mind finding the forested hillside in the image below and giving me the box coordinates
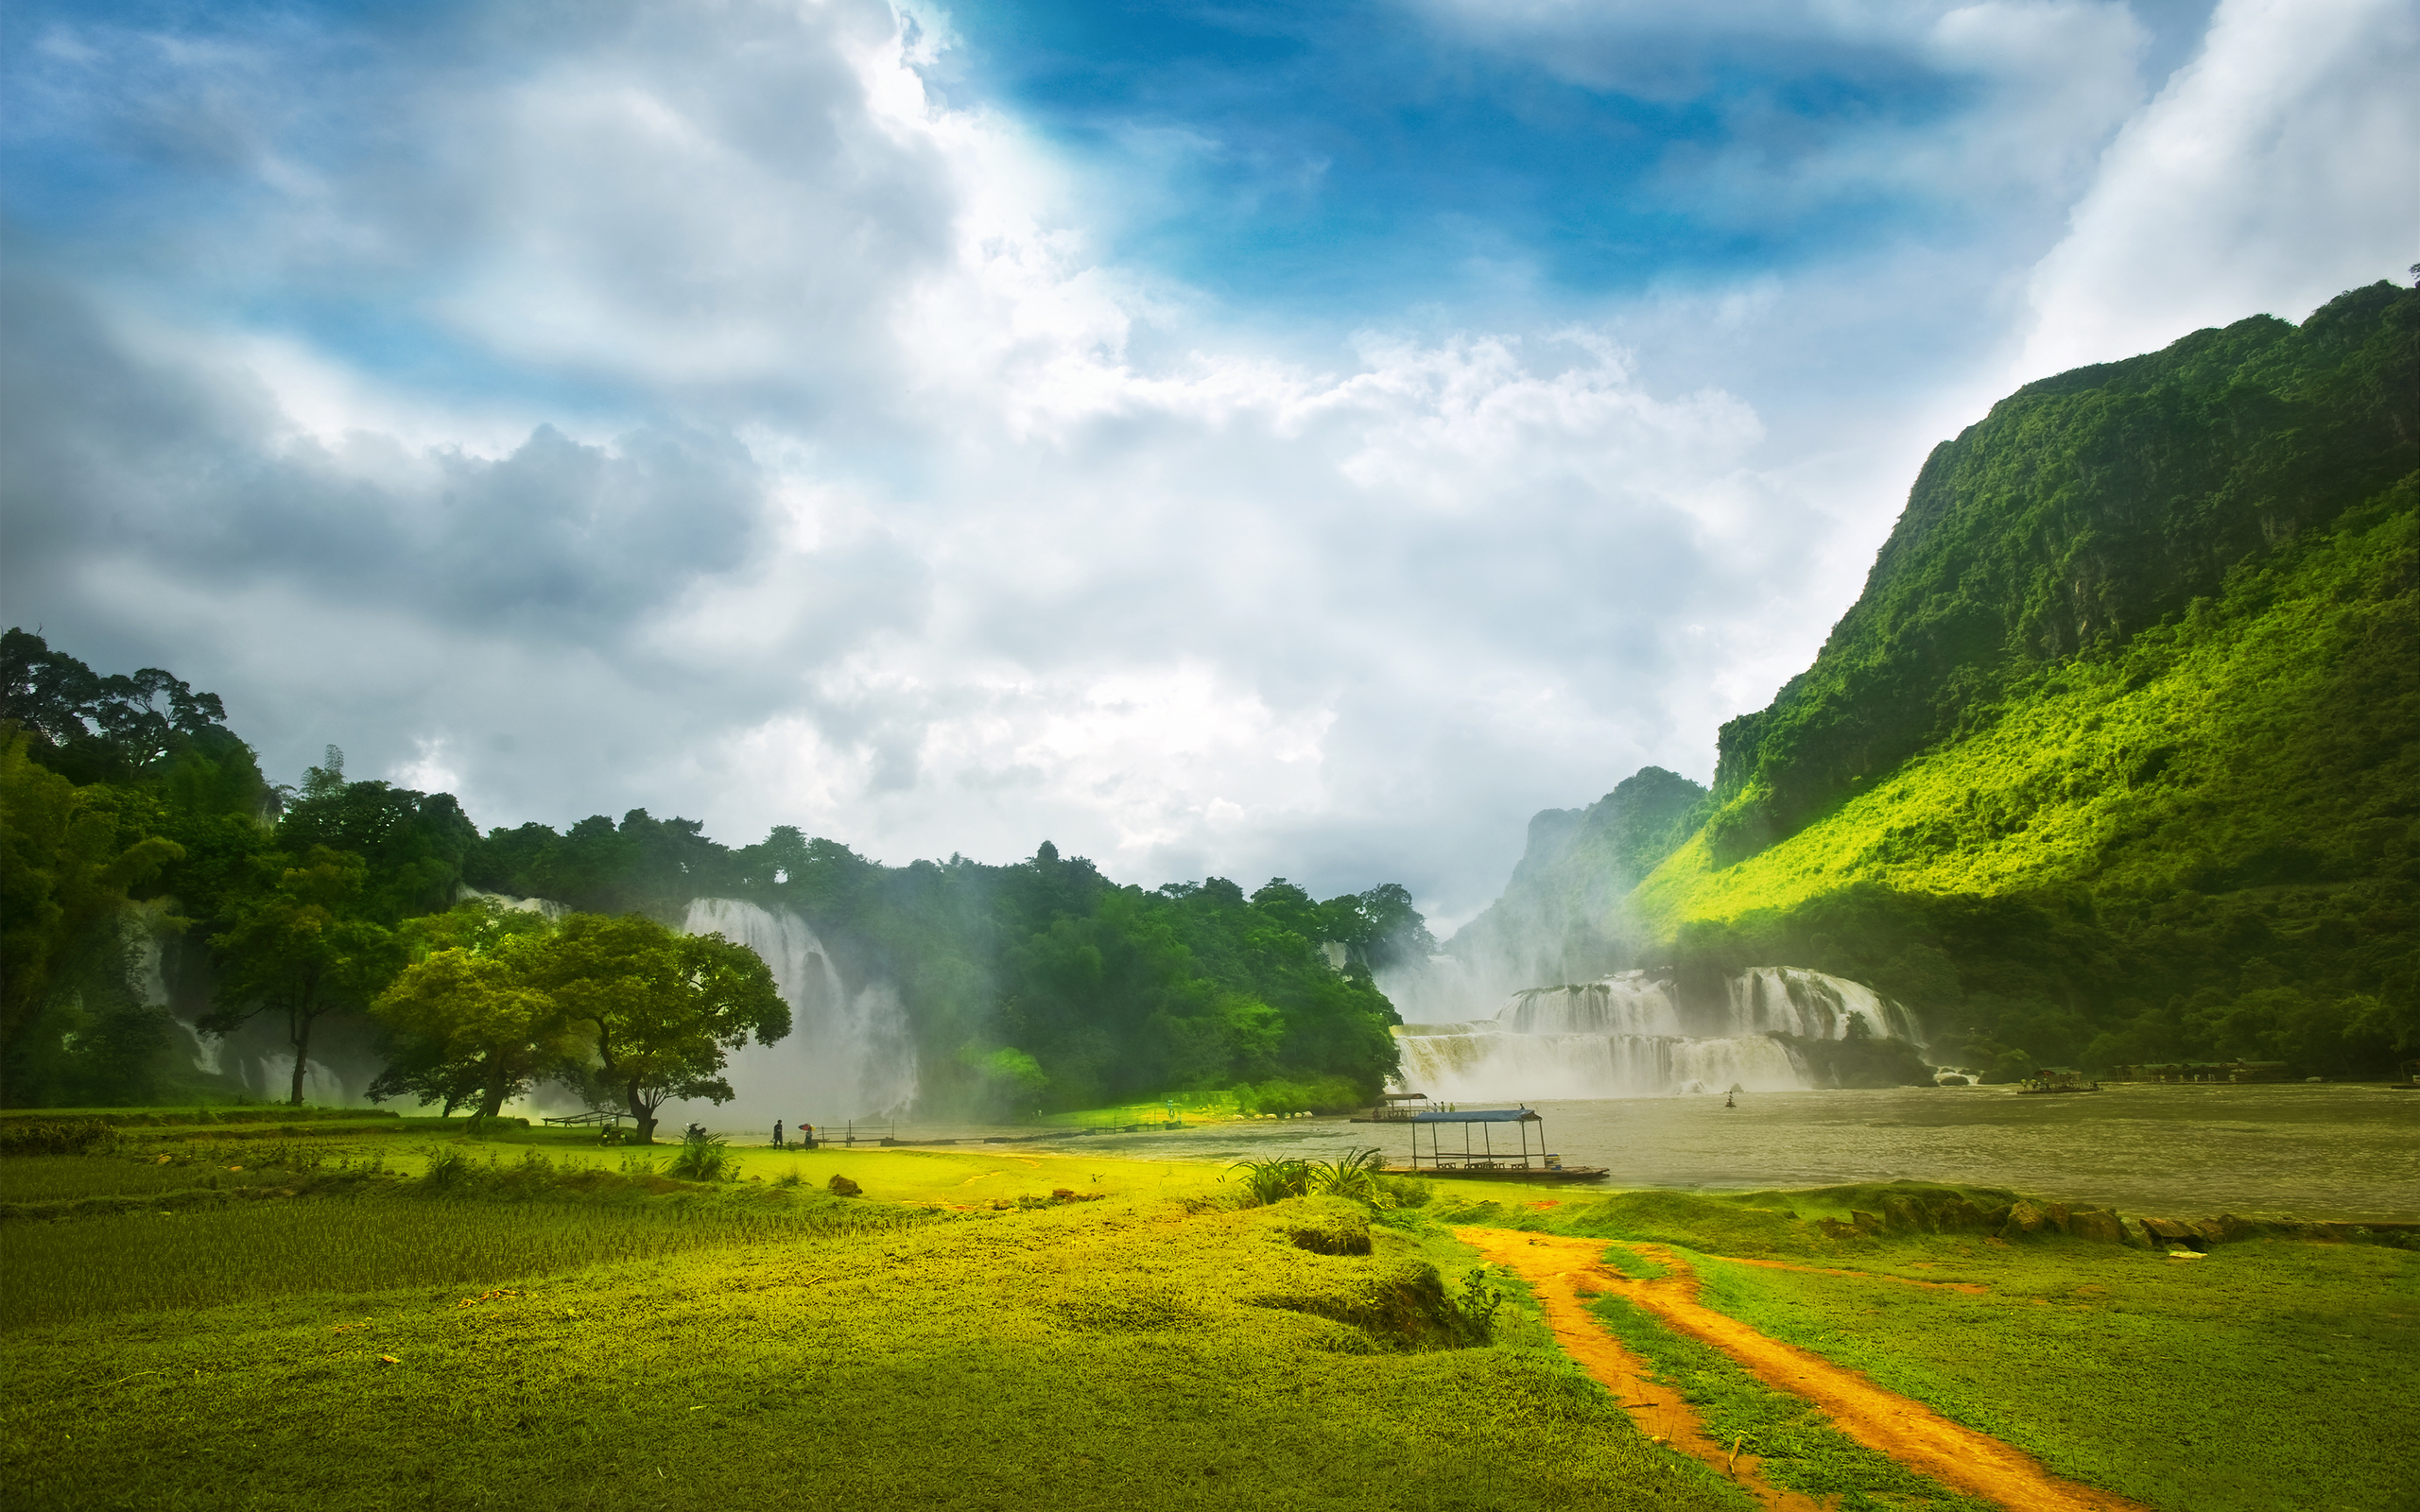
[1540,283,2417,1079]
[1,630,1427,1113]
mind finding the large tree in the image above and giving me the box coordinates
[201,847,404,1105]
[370,901,570,1120]
[537,914,787,1143]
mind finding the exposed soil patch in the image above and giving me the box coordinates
[1460,1228,1826,1511]
[1461,1228,2152,1512]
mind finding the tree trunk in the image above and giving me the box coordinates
[627,1081,657,1143]
[289,1011,314,1107]
[478,1078,508,1121]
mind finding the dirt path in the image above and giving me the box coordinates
[1460,1229,2148,1512]
[1458,1229,1826,1510]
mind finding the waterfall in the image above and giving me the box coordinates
[1392,966,1920,1100]
[247,1054,351,1105]
[682,898,920,1121]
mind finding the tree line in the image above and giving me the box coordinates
[1,629,1428,1122]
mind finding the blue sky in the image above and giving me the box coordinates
[4,0,2413,928]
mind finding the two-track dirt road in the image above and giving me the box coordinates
[1458,1228,2150,1512]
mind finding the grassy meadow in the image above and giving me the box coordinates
[0,1116,1747,1512]
[4,1112,2411,1510]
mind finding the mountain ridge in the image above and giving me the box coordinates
[1444,281,2419,1078]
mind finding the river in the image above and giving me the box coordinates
[1009,1083,2420,1221]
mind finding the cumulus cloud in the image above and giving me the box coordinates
[2018,0,2420,376]
[3,0,2409,929]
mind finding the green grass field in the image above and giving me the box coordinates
[1445,1188,2419,1512]
[0,1131,1752,1512]
[5,1117,2410,1511]
[1694,1237,2419,1512]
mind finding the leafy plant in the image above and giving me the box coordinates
[666,1134,735,1182]
[1227,1156,1314,1205]
[1454,1263,1509,1341]
[1308,1146,1387,1204]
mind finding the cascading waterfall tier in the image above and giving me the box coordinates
[683,899,920,1121]
[1393,966,1920,1100]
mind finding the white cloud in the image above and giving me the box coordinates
[6,0,2410,931]
[2018,0,2420,377]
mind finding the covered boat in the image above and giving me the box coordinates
[1384,1106,1608,1182]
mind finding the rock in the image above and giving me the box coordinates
[2067,1209,2126,1245]
[2141,1216,2196,1244]
[827,1175,862,1197]
[2000,1200,2050,1238]
[2119,1216,2154,1248]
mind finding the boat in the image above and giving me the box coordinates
[1349,1091,1434,1123]
[1382,1106,1608,1182]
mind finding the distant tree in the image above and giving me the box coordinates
[201,848,405,1105]
[0,731,183,1104]
[535,914,788,1143]
[370,901,570,1119]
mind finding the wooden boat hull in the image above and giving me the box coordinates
[1384,1164,1610,1182]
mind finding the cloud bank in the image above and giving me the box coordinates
[2,0,2411,927]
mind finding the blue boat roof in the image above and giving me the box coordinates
[1409,1108,1539,1124]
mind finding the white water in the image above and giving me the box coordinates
[680,898,919,1122]
[243,1053,351,1105]
[1394,966,1921,1100]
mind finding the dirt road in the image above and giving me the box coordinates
[1458,1228,2150,1512]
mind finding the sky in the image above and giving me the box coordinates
[4,0,2414,932]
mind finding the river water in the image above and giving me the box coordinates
[1010,1084,2420,1222]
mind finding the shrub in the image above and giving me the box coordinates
[1453,1264,1508,1342]
[1310,1147,1388,1205]
[1229,1157,1314,1205]
[0,1120,118,1157]
[666,1135,735,1182]
[420,1148,473,1190]
[827,1175,862,1197]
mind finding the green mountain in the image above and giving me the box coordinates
[1497,282,2419,1078]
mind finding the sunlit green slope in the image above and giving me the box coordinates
[1619,283,2418,1077]
[1635,480,2415,925]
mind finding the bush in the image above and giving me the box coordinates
[0,1120,118,1157]
[1453,1264,1509,1342]
[1229,1157,1314,1205]
[666,1135,735,1182]
[1234,1076,1370,1116]
[827,1175,862,1197]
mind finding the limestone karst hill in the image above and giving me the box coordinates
[1463,281,2419,1078]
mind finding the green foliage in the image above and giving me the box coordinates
[472,826,1412,1115]
[275,747,479,922]
[369,900,580,1118]
[1453,1263,1511,1341]
[1703,283,2417,864]
[1616,285,2420,1077]
[666,1130,736,1181]
[200,847,406,1105]
[536,912,789,1142]
[1228,1156,1315,1205]
[0,733,187,1107]
[0,1119,117,1157]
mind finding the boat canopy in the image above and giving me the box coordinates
[1409,1108,1539,1124]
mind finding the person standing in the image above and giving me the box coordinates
[772,1120,785,1148]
